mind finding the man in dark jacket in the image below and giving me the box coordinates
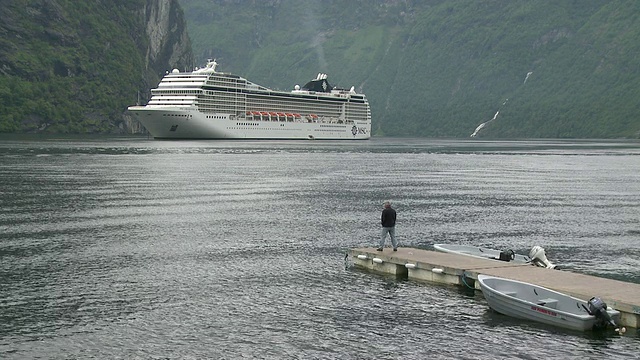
[378,200,397,251]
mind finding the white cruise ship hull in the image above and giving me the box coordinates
[129,106,370,140]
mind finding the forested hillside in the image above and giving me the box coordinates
[1,0,638,138]
[180,0,640,138]
[0,0,193,134]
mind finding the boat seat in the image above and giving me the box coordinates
[537,298,558,308]
[502,291,517,297]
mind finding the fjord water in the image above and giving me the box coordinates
[1,136,639,359]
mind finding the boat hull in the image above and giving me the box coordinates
[128,106,370,140]
[478,275,620,331]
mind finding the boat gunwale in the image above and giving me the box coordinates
[477,274,619,322]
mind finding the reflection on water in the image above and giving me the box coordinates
[1,136,639,358]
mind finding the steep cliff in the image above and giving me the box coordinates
[0,0,193,134]
[125,0,195,132]
[141,0,194,88]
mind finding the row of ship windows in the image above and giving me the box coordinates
[195,97,368,108]
[199,106,237,112]
[224,127,345,132]
[199,101,351,111]
[319,124,348,128]
[315,128,350,132]
[241,115,352,123]
[249,103,367,112]
[153,88,367,102]
[153,90,201,94]
[203,81,366,101]
[153,92,367,109]
[197,103,346,117]
[198,104,235,110]
[197,108,367,121]
[248,102,350,117]
[198,91,366,105]
[193,98,367,110]
[150,96,367,119]
[206,78,243,85]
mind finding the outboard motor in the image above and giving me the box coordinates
[529,246,556,269]
[587,297,617,328]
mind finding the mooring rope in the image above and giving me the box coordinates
[460,271,475,290]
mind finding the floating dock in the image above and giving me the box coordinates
[350,247,640,329]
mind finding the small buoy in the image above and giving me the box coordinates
[372,258,383,264]
[405,263,416,269]
[432,268,444,274]
[357,254,368,260]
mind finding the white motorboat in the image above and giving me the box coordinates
[433,244,556,268]
[477,274,620,331]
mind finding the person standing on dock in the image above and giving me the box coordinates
[378,200,397,251]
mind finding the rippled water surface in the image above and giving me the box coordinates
[1,136,640,359]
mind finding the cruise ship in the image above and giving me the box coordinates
[127,59,371,140]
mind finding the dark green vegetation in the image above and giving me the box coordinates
[181,0,640,138]
[1,1,142,133]
[0,0,192,134]
[1,0,638,138]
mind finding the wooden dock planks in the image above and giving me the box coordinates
[350,247,640,328]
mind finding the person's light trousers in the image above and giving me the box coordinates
[379,226,397,249]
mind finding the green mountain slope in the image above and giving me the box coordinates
[1,0,637,138]
[180,0,640,138]
[0,0,193,134]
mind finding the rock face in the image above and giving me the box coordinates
[123,0,195,133]
[141,0,194,89]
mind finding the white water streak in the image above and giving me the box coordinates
[470,70,533,137]
[304,4,327,70]
[524,71,533,84]
[470,100,507,137]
